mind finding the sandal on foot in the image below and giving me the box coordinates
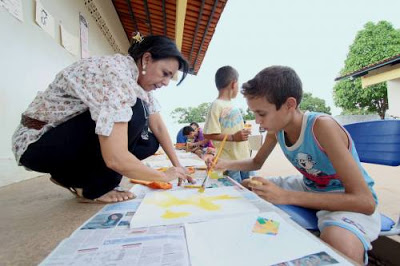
[78,186,134,204]
[50,177,79,197]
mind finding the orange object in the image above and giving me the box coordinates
[130,179,172,190]
[175,143,186,149]
[186,166,195,174]
[244,123,252,130]
[156,167,169,172]
[148,181,172,189]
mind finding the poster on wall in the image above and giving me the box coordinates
[60,25,79,56]
[1,0,24,22]
[35,0,55,38]
[79,13,89,58]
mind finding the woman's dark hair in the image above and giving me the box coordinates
[241,66,303,110]
[128,35,189,85]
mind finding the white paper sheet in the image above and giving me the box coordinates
[35,0,55,38]
[130,186,259,228]
[1,0,24,21]
[185,212,352,266]
[60,24,79,56]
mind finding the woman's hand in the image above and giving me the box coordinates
[164,166,194,185]
[247,177,289,204]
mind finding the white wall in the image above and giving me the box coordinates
[0,0,128,159]
[0,0,129,185]
[387,78,400,118]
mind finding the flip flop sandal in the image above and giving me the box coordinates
[78,186,133,204]
[50,177,79,197]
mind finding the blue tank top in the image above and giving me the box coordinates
[276,112,377,202]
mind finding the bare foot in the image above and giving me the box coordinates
[76,188,134,203]
[95,190,134,203]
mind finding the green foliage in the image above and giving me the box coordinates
[333,21,400,119]
[299,92,331,114]
[171,102,211,123]
[241,108,255,121]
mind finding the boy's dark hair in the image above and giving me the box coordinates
[241,66,302,110]
[128,35,189,85]
[215,66,239,90]
[182,126,195,136]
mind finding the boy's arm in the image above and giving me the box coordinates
[214,131,277,171]
[204,130,250,142]
[251,118,376,215]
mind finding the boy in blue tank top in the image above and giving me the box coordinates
[213,66,380,265]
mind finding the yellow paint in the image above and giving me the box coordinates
[146,193,240,212]
[184,185,202,188]
[209,170,223,179]
[162,209,190,219]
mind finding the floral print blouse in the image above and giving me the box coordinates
[12,54,160,164]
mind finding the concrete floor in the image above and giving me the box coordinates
[1,148,399,265]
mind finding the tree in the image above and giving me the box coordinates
[171,102,211,123]
[299,92,331,114]
[333,21,400,119]
[241,108,255,121]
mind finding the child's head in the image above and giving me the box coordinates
[182,126,195,138]
[241,65,302,110]
[241,66,303,132]
[190,122,199,131]
[215,66,239,98]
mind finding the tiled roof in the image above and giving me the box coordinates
[335,53,400,81]
[112,0,228,75]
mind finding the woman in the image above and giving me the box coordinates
[12,34,193,203]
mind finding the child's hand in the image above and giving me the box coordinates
[247,177,289,204]
[232,129,250,141]
[213,158,227,171]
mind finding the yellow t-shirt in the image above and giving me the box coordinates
[203,99,250,160]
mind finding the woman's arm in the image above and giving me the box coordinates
[149,113,182,168]
[99,122,186,182]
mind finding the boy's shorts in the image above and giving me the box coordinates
[266,175,381,262]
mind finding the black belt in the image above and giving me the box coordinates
[21,115,47,130]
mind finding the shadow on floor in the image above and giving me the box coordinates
[368,236,400,265]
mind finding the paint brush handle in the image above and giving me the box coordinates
[200,134,228,191]
[206,134,228,176]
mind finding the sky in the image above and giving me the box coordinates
[153,0,400,130]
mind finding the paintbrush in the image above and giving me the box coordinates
[198,134,228,193]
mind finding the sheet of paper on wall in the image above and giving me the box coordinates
[185,211,353,266]
[35,0,55,39]
[79,13,89,58]
[130,186,259,228]
[2,0,24,21]
[60,25,79,56]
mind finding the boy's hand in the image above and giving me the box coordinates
[213,158,228,171]
[232,129,250,141]
[247,177,289,204]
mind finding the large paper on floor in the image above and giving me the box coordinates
[185,212,352,266]
[130,187,259,228]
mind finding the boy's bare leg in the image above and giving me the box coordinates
[320,226,364,265]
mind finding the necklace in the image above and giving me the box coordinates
[141,100,149,140]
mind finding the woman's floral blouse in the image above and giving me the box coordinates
[12,54,161,164]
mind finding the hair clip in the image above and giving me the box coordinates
[131,32,144,44]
